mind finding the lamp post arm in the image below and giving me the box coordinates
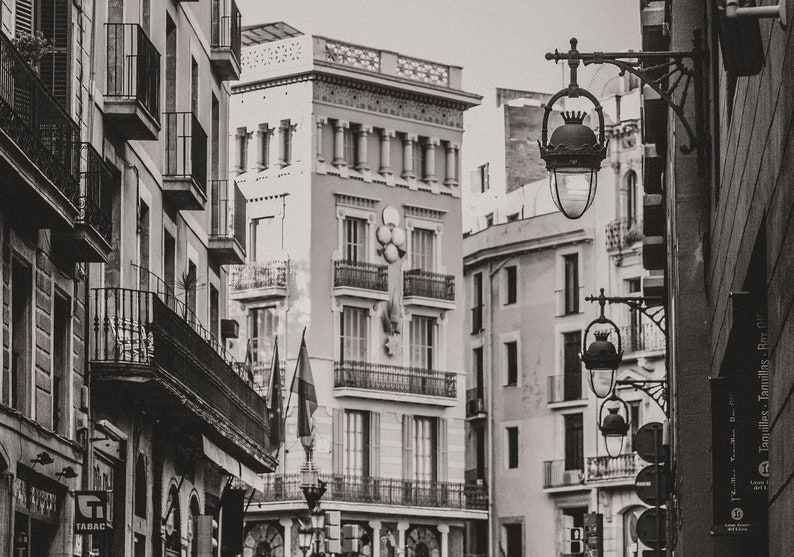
[585,289,666,336]
[616,379,669,416]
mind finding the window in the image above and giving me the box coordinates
[209,285,219,341]
[340,306,368,362]
[134,454,147,518]
[257,124,270,170]
[563,253,579,314]
[413,416,437,481]
[507,212,520,222]
[564,413,584,471]
[236,127,248,172]
[627,401,641,452]
[280,119,292,166]
[343,217,368,263]
[627,278,642,351]
[413,138,426,181]
[473,347,484,397]
[503,523,522,557]
[165,16,176,112]
[505,341,518,386]
[52,293,70,434]
[626,171,638,227]
[410,316,436,370]
[476,163,490,192]
[251,307,279,363]
[410,228,435,272]
[211,95,220,178]
[505,266,517,305]
[190,57,199,115]
[485,213,494,227]
[186,260,197,322]
[37,0,70,105]
[137,201,150,290]
[563,331,582,400]
[344,410,370,476]
[10,259,32,414]
[472,273,483,333]
[506,426,519,469]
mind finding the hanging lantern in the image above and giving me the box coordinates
[599,395,630,458]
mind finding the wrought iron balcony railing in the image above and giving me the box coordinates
[164,111,207,193]
[605,218,644,252]
[620,323,665,354]
[466,387,485,417]
[403,269,455,301]
[334,360,457,399]
[210,179,246,247]
[230,260,289,291]
[78,143,112,244]
[254,473,487,511]
[546,373,588,404]
[105,23,160,121]
[334,260,388,291]
[0,30,80,205]
[585,453,642,482]
[543,459,585,488]
[211,0,242,63]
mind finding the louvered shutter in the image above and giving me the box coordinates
[369,412,380,477]
[15,0,33,35]
[332,408,344,475]
[437,418,448,482]
[402,415,413,480]
[38,0,70,105]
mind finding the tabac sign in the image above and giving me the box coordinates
[74,491,110,533]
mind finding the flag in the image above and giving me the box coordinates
[244,339,254,385]
[291,330,317,450]
[266,337,284,452]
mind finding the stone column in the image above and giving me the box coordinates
[444,142,457,186]
[401,135,416,179]
[379,129,394,175]
[355,126,370,171]
[424,138,438,182]
[315,117,326,163]
[369,519,382,557]
[280,517,294,557]
[397,521,410,557]
[333,120,348,166]
[437,524,449,557]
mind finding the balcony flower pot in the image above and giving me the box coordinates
[624,226,644,246]
[11,31,52,75]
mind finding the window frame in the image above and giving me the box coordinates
[504,265,517,306]
[506,426,519,469]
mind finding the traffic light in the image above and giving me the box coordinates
[195,515,219,557]
[565,527,584,554]
[325,510,341,554]
[341,523,362,554]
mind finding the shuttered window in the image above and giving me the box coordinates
[343,217,367,262]
[410,316,435,370]
[344,411,369,477]
[340,306,368,362]
[411,228,434,271]
[39,0,70,105]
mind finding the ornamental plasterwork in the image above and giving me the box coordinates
[403,204,447,222]
[313,81,464,129]
[324,40,381,72]
[396,56,450,87]
[334,192,380,210]
[240,37,304,73]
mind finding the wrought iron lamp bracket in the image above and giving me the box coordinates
[615,379,668,416]
[546,32,705,154]
[585,288,666,336]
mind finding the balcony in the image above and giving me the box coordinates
[334,360,457,403]
[620,323,665,355]
[254,474,487,511]
[209,180,246,265]
[584,453,642,484]
[210,0,242,80]
[547,374,588,405]
[0,30,81,230]
[163,112,207,210]
[466,387,486,418]
[333,260,389,300]
[403,269,455,309]
[53,143,113,262]
[89,287,273,471]
[105,24,160,140]
[543,460,585,489]
[229,260,289,301]
[605,218,644,252]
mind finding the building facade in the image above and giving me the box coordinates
[462,85,666,557]
[1,0,277,555]
[228,23,486,557]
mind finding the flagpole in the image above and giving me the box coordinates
[281,327,306,451]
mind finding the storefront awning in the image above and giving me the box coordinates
[202,436,264,493]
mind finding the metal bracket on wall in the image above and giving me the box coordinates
[585,288,666,336]
[616,378,668,415]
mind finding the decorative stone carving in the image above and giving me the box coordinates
[240,38,304,73]
[324,40,381,72]
[397,57,449,86]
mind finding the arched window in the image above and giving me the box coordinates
[244,522,284,557]
[134,454,146,518]
[625,171,638,227]
[405,526,440,557]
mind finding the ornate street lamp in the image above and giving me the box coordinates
[599,395,630,458]
[298,526,315,557]
[581,290,622,398]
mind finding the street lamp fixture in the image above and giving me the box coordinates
[599,395,630,458]
[31,451,54,468]
[298,526,315,557]
[581,291,622,398]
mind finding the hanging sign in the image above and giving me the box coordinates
[74,491,110,533]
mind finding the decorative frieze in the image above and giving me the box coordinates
[403,204,446,221]
[396,56,450,87]
[240,37,305,73]
[323,40,381,72]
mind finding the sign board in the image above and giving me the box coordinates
[584,512,603,557]
[634,422,665,464]
[711,299,769,536]
[74,491,110,533]
[636,508,666,550]
[635,465,668,506]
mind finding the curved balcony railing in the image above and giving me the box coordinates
[334,360,457,398]
[255,474,487,511]
[334,260,388,291]
[403,269,455,301]
[78,143,112,243]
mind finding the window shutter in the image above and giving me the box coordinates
[332,408,344,475]
[39,0,70,105]
[402,414,413,480]
[370,411,380,477]
[15,0,33,35]
[437,418,448,482]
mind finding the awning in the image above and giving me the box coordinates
[202,436,264,493]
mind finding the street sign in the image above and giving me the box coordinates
[635,464,669,506]
[636,508,667,549]
[634,422,666,463]
[565,527,584,554]
[74,491,110,533]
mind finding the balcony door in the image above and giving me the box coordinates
[343,217,367,263]
[251,306,278,364]
[410,316,435,371]
[413,417,437,483]
[410,228,435,272]
[340,306,368,362]
[564,413,584,471]
[344,410,370,477]
[563,331,582,400]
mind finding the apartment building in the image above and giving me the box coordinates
[462,84,665,557]
[228,22,485,557]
